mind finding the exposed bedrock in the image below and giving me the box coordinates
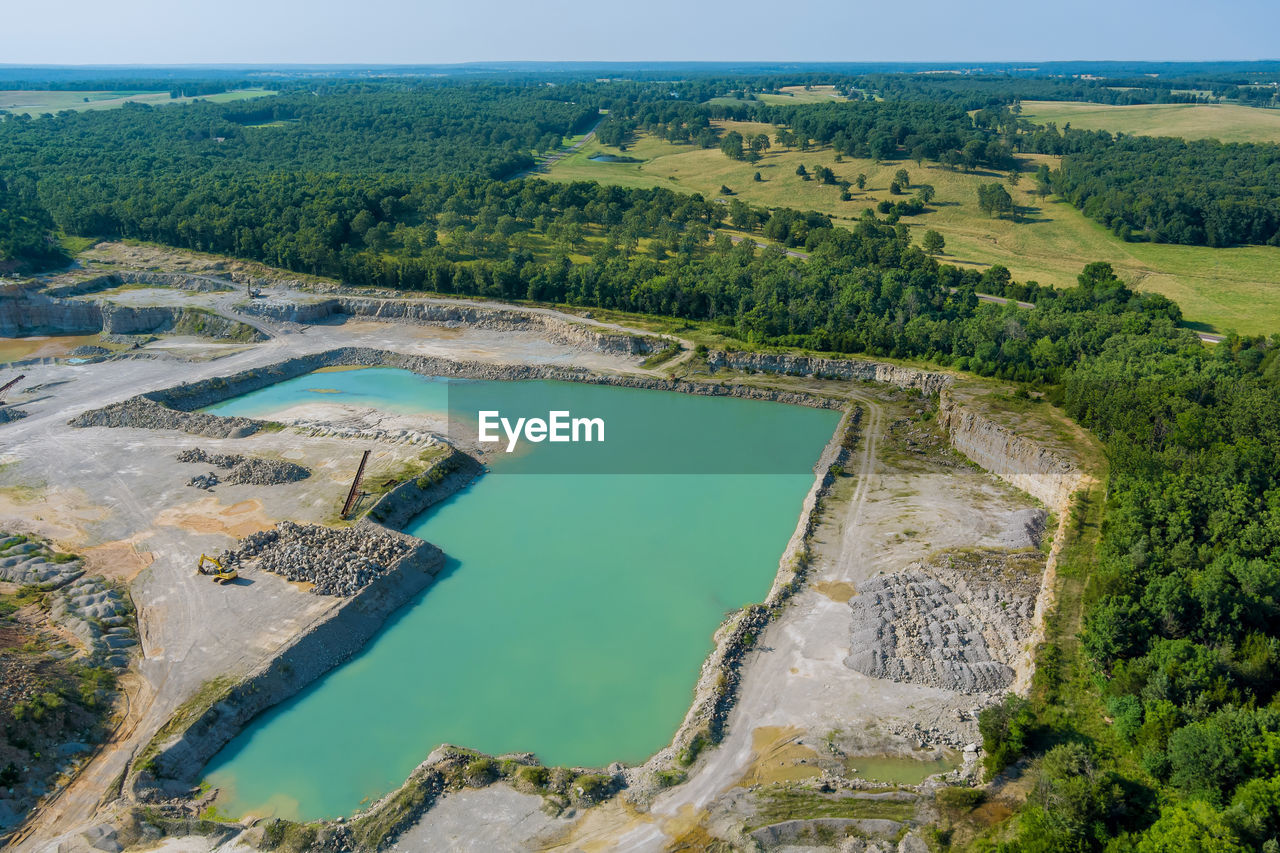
[0,533,137,670]
[0,292,263,341]
[705,350,1085,511]
[708,350,953,395]
[243,296,662,354]
[68,347,843,438]
[43,271,235,298]
[366,450,482,531]
[937,393,1083,510]
[844,551,1042,695]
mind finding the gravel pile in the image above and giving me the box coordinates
[69,396,261,438]
[68,345,111,357]
[177,448,311,488]
[220,520,412,596]
[188,472,219,490]
[0,407,28,425]
[844,551,1041,695]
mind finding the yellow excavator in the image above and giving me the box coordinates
[196,554,238,584]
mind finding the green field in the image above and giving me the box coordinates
[1018,100,1280,143]
[709,84,850,107]
[544,120,1280,336]
[0,88,276,116]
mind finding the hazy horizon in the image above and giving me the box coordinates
[7,0,1279,67]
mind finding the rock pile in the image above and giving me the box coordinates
[69,397,261,438]
[176,448,311,488]
[0,535,83,587]
[220,521,412,596]
[188,472,219,490]
[844,550,1042,695]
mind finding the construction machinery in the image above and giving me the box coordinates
[196,554,238,584]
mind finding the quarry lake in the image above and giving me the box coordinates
[200,367,838,820]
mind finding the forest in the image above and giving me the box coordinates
[1030,130,1280,247]
[2,73,1280,850]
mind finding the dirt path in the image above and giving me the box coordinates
[516,116,605,177]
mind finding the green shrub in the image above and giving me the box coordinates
[936,785,985,812]
[655,769,687,787]
[978,693,1035,778]
[515,765,549,790]
[573,773,611,803]
[463,757,498,786]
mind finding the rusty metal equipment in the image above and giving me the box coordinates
[0,374,26,404]
[341,449,372,519]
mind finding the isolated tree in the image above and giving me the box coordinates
[750,134,770,155]
[889,181,902,195]
[1035,163,1052,199]
[719,131,744,161]
[753,171,762,182]
[916,184,936,204]
[977,182,1015,219]
[1007,170,1022,187]
[719,185,734,195]
[894,168,910,188]
[796,164,809,180]
[855,173,867,190]
[922,229,945,255]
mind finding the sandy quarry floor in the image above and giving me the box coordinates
[391,387,1046,852]
[3,261,1060,853]
[1,306,643,853]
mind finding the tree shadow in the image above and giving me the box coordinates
[1181,319,1222,335]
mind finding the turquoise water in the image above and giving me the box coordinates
[200,368,837,820]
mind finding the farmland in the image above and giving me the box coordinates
[546,119,1280,336]
[0,87,276,116]
[1017,99,1280,143]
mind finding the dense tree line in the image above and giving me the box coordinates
[0,173,66,271]
[1018,125,1280,246]
[4,79,1280,847]
[854,73,1234,111]
[0,82,600,182]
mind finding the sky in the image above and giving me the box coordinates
[5,0,1278,66]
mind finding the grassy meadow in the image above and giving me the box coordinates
[0,88,276,116]
[1017,100,1280,144]
[709,84,851,107]
[545,120,1280,336]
